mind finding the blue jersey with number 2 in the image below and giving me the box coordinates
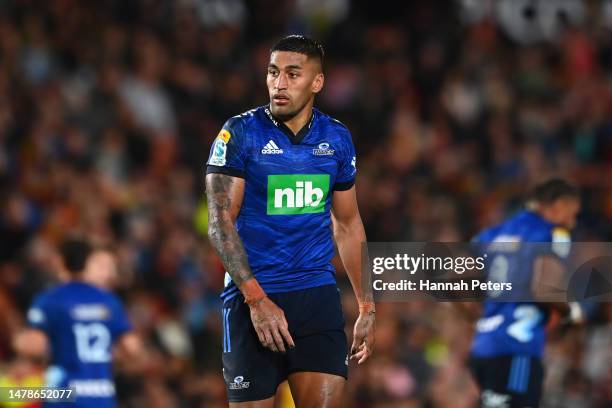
[471,211,571,358]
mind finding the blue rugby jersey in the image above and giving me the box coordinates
[206,105,357,301]
[471,210,571,358]
[27,282,131,408]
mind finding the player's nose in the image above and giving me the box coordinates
[275,73,288,89]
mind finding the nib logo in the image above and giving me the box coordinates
[275,181,323,208]
[267,174,330,215]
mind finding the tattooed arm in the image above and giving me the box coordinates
[205,173,251,285]
[206,173,294,352]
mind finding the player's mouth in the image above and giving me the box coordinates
[273,94,290,106]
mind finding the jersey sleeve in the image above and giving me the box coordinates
[27,294,52,333]
[533,226,572,260]
[206,117,247,178]
[108,296,132,342]
[550,227,572,259]
[334,130,357,191]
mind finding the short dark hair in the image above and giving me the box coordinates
[530,179,580,205]
[59,237,92,275]
[270,35,324,69]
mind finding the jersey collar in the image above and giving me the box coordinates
[264,105,316,145]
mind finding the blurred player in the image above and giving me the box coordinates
[205,35,375,407]
[469,179,583,408]
[22,238,139,408]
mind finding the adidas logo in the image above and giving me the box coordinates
[262,140,284,154]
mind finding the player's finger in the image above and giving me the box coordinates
[266,332,278,352]
[357,347,371,364]
[254,327,266,345]
[270,325,286,353]
[261,327,276,351]
[350,336,362,357]
[350,347,367,360]
[278,324,295,348]
[350,345,365,360]
[351,339,370,358]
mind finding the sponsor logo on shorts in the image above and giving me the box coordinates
[481,390,510,408]
[228,375,250,390]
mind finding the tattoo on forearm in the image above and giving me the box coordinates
[206,174,253,287]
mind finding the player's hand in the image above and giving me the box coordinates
[350,311,375,364]
[248,297,295,353]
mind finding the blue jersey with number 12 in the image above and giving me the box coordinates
[471,210,571,358]
[28,282,131,408]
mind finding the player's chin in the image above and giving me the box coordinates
[270,103,295,118]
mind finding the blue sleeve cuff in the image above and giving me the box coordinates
[206,165,246,179]
[333,180,355,191]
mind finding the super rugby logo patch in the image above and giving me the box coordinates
[209,129,231,166]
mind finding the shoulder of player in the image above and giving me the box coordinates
[30,284,67,309]
[30,290,52,307]
[41,282,73,298]
[473,224,505,244]
[524,211,566,240]
[317,110,350,133]
[525,220,570,242]
[548,225,571,242]
[316,110,354,147]
[224,107,260,132]
[217,107,263,146]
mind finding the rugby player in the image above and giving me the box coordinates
[469,179,583,408]
[23,238,139,407]
[205,35,375,407]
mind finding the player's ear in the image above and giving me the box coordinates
[312,72,324,94]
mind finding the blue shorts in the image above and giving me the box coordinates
[221,284,348,402]
[469,355,544,408]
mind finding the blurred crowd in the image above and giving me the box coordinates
[1,0,612,407]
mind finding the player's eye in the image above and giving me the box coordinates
[268,69,279,77]
[288,72,299,79]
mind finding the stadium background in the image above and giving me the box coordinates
[1,0,611,406]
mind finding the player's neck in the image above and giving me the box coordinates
[69,274,87,284]
[283,103,314,135]
[536,207,560,226]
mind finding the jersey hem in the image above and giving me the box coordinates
[221,280,337,303]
